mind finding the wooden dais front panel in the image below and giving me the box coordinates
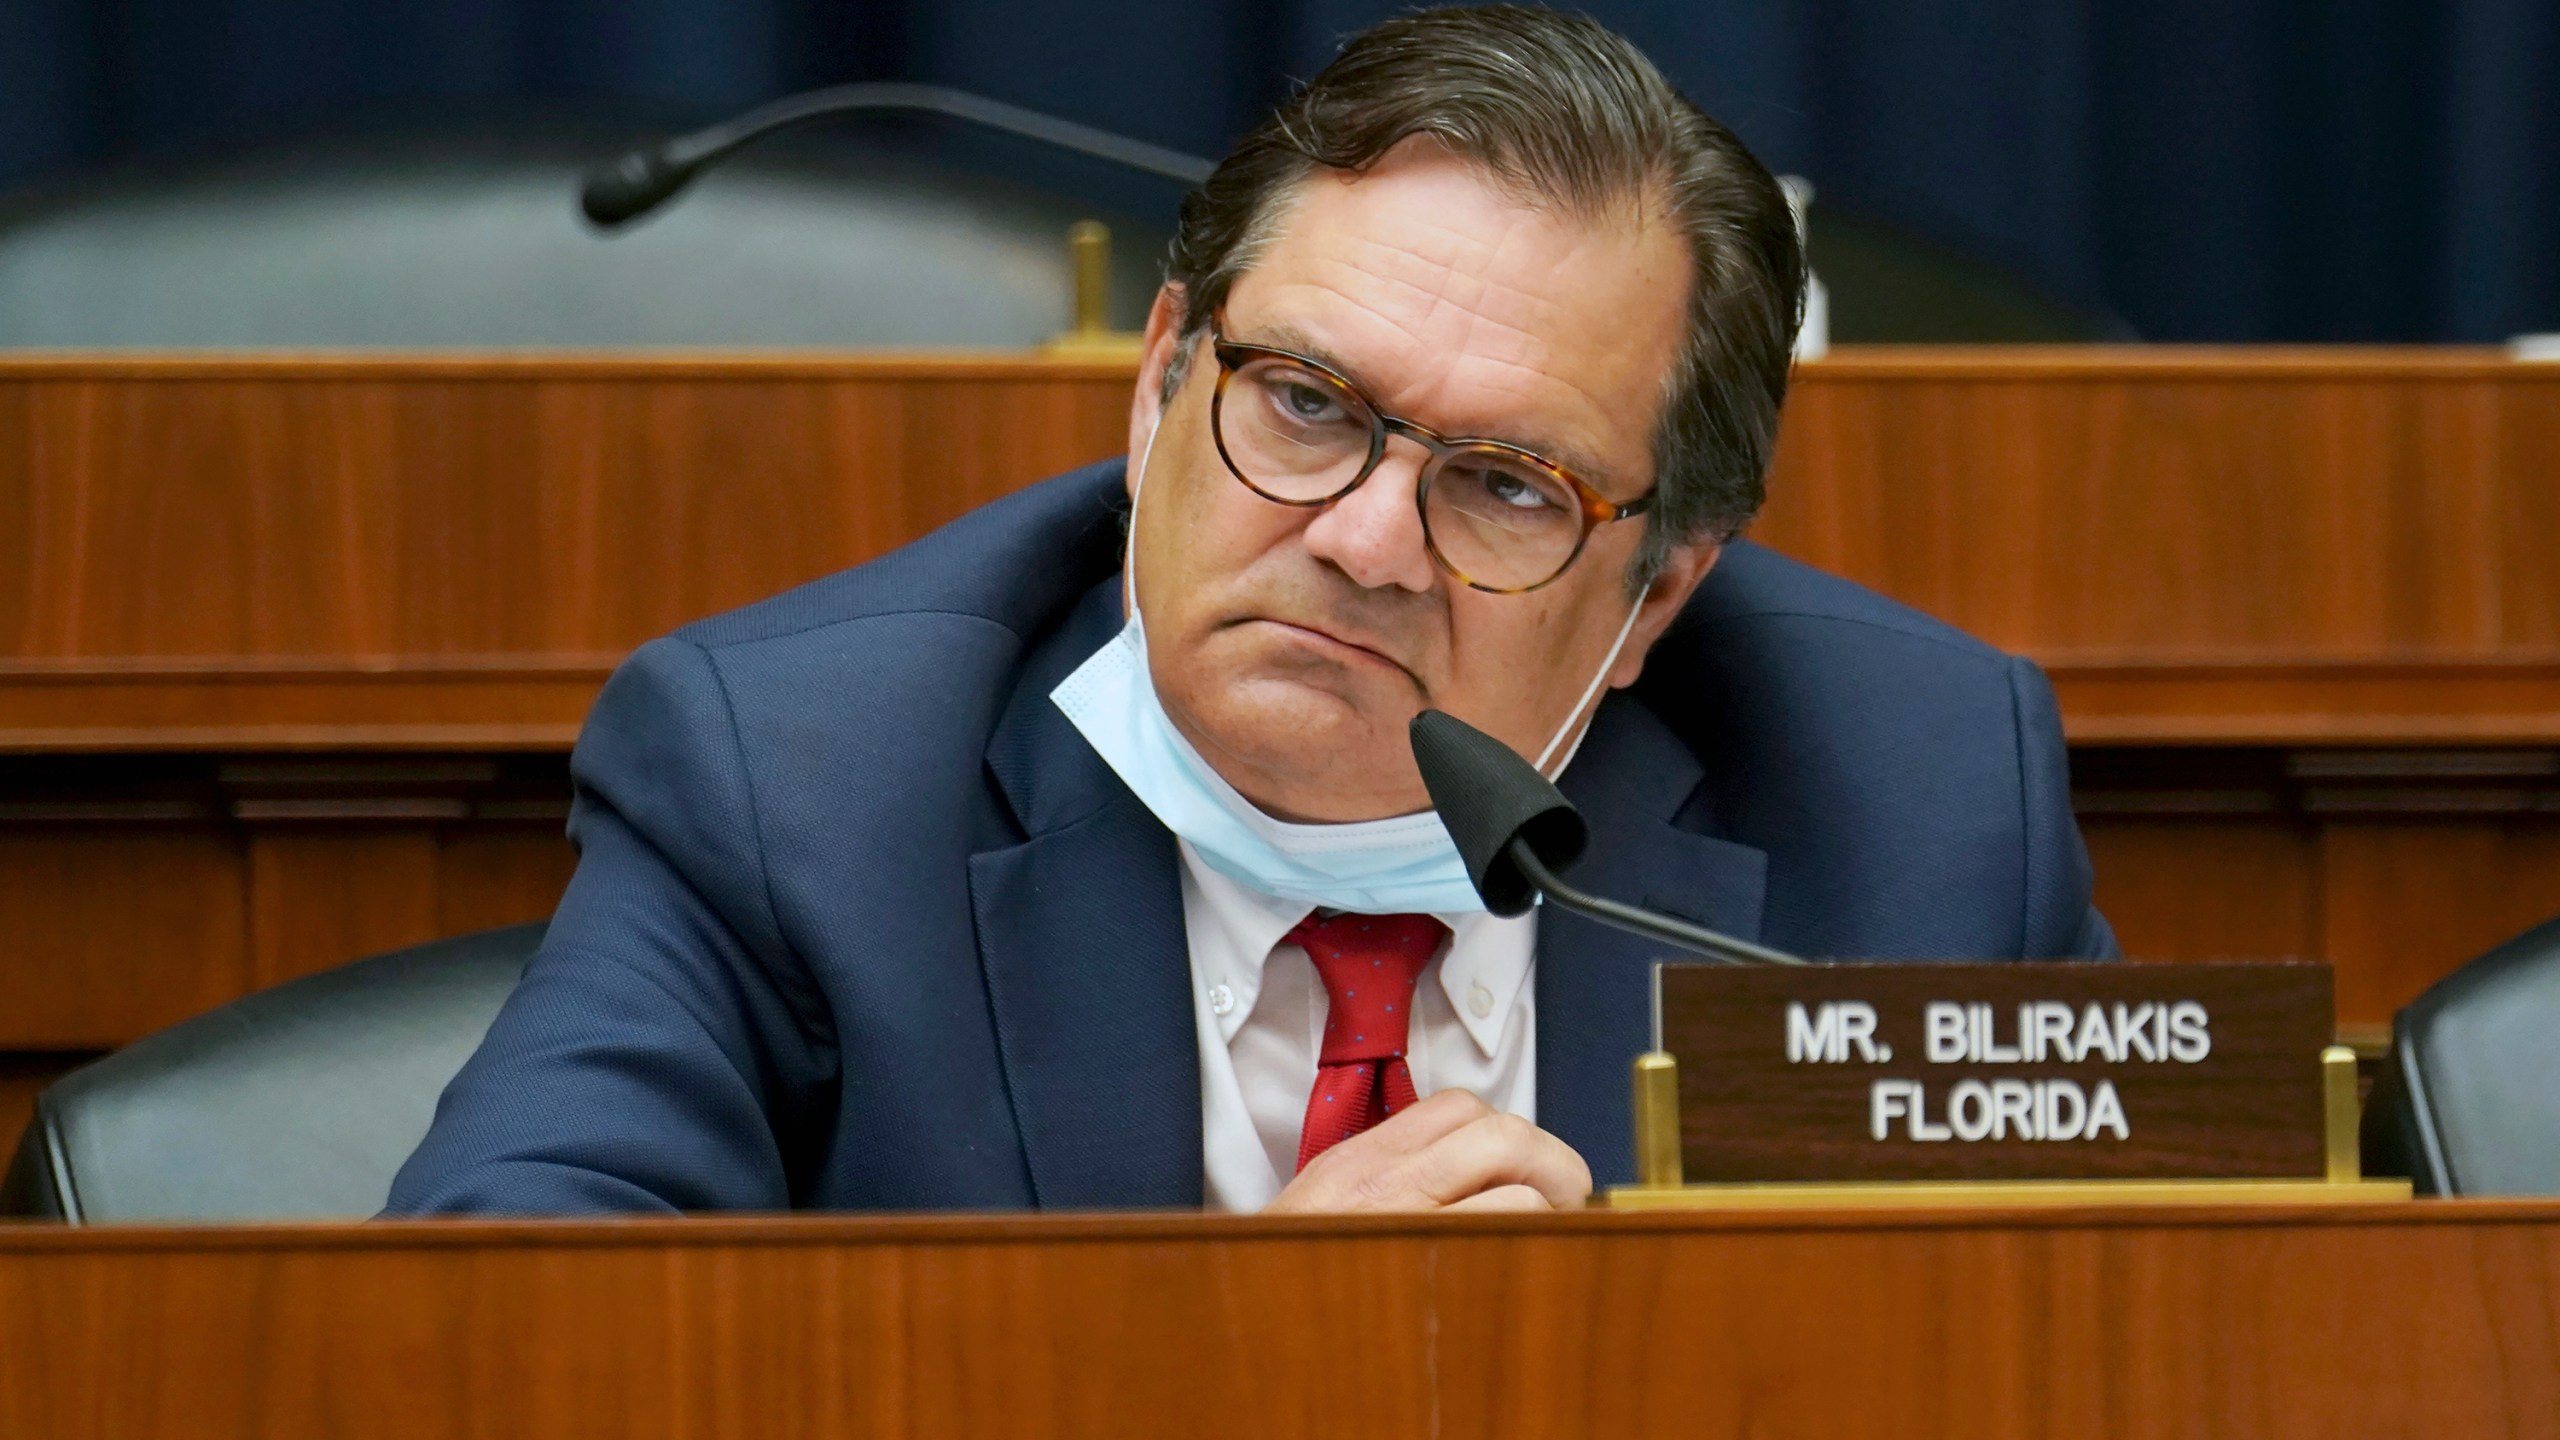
[3,1207,2558,1440]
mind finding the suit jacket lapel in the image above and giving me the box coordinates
[1537,694,1768,1185]
[967,583,1767,1201]
[972,582,1204,1209]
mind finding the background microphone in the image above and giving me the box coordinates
[1410,709,1807,967]
[579,82,1218,228]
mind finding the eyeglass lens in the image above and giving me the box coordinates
[1219,355,1589,591]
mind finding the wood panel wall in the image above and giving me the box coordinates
[0,357,1135,748]
[8,350,2556,749]
[2,350,2554,1146]
[1755,349,2560,742]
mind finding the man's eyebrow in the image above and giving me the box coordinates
[1227,319,1628,490]
[1236,319,1376,390]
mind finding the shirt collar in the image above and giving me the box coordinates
[1178,840,1311,1042]
[1176,841,1532,1056]
[1433,904,1535,1059]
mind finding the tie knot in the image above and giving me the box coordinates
[1287,912,1447,1065]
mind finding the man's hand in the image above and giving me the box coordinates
[1263,1090,1593,1213]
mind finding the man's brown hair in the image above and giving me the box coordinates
[1162,4,1806,586]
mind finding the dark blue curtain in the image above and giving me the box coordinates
[3,0,2551,342]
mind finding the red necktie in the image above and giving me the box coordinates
[1288,911,1450,1171]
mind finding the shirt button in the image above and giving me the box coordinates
[1208,984,1236,1017]
[1468,983,1494,1019]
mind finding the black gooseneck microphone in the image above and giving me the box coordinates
[579,82,1219,228]
[1409,709,1807,967]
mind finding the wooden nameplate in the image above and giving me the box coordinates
[1605,961,2410,1209]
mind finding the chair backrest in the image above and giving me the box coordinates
[0,923,539,1222]
[1809,205,2132,342]
[0,133,1167,348]
[2362,913,2560,1195]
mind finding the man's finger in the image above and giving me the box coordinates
[1265,1097,1593,1214]
[1446,1184,1553,1212]
[1359,1088,1497,1154]
[1296,1089,1492,1183]
[1403,1111,1592,1209]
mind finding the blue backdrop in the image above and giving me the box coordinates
[2,0,2551,342]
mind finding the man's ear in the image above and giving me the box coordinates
[1609,541,1722,690]
[1126,285,1187,497]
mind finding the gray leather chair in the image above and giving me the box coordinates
[2362,913,2560,1195]
[1809,206,2131,342]
[0,923,537,1222]
[0,133,1166,349]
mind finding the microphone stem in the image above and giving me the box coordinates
[587,82,1217,227]
[1508,840,1806,967]
[667,82,1216,187]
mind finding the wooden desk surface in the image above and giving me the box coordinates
[3,1201,2556,1439]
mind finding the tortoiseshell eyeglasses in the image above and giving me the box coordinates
[1207,329,1655,594]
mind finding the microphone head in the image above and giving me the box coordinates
[579,149,692,228]
[1409,709,1588,917]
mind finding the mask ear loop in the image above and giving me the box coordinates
[1531,584,1650,775]
[1123,408,1161,625]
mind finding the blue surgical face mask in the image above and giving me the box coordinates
[1051,415,1644,914]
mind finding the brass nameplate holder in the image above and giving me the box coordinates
[1608,961,2409,1209]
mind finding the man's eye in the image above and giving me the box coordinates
[1485,471,1556,510]
[1279,381,1342,422]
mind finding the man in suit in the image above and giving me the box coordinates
[386,6,2113,1218]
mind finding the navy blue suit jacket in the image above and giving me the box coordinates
[385,458,2113,1215]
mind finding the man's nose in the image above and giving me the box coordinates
[1298,440,1439,592]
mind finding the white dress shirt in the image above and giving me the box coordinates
[1178,839,1538,1212]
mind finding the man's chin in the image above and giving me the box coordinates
[1209,670,1411,740]
[1167,677,1426,817]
